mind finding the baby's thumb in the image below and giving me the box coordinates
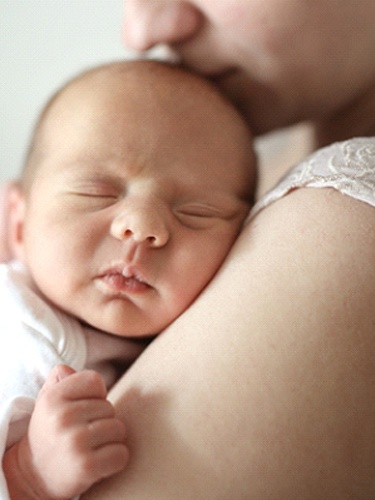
[43,364,76,389]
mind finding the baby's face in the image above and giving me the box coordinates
[16,64,254,337]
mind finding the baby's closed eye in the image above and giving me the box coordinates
[174,203,230,229]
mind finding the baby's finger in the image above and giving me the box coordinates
[39,365,76,396]
[90,442,129,481]
[85,417,127,449]
[50,369,108,401]
[68,397,117,424]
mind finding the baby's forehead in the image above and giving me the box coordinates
[23,61,255,200]
[38,62,252,160]
[51,61,236,117]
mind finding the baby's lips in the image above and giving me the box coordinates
[96,262,153,295]
[101,272,151,294]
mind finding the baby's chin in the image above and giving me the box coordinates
[81,320,157,341]
[80,313,171,339]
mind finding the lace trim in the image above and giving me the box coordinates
[249,137,375,219]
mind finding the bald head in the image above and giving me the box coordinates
[22,60,256,198]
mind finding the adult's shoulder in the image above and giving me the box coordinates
[85,184,375,499]
[251,136,375,219]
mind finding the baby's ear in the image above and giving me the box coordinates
[8,184,27,263]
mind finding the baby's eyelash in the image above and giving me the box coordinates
[174,204,222,229]
[176,203,222,217]
[178,209,216,218]
[75,191,118,199]
[69,178,122,199]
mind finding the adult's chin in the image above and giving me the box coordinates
[214,70,296,135]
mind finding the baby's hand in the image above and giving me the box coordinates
[10,365,129,499]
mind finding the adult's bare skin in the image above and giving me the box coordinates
[123,0,375,146]
[84,188,375,499]
[82,0,375,497]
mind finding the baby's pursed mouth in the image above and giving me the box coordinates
[102,272,151,293]
[96,264,153,295]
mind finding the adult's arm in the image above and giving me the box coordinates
[84,188,375,499]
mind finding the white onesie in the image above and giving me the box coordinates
[0,261,144,499]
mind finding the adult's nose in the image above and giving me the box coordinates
[123,0,203,51]
[110,200,170,248]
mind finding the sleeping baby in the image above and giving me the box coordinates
[1,60,256,499]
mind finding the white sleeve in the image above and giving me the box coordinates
[0,262,88,499]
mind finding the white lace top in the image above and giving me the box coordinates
[249,137,375,219]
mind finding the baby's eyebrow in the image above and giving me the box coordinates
[61,162,124,183]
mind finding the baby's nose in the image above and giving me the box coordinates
[110,203,170,248]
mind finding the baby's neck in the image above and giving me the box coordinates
[313,81,375,148]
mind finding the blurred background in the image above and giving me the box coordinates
[1,0,126,182]
[1,0,310,192]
